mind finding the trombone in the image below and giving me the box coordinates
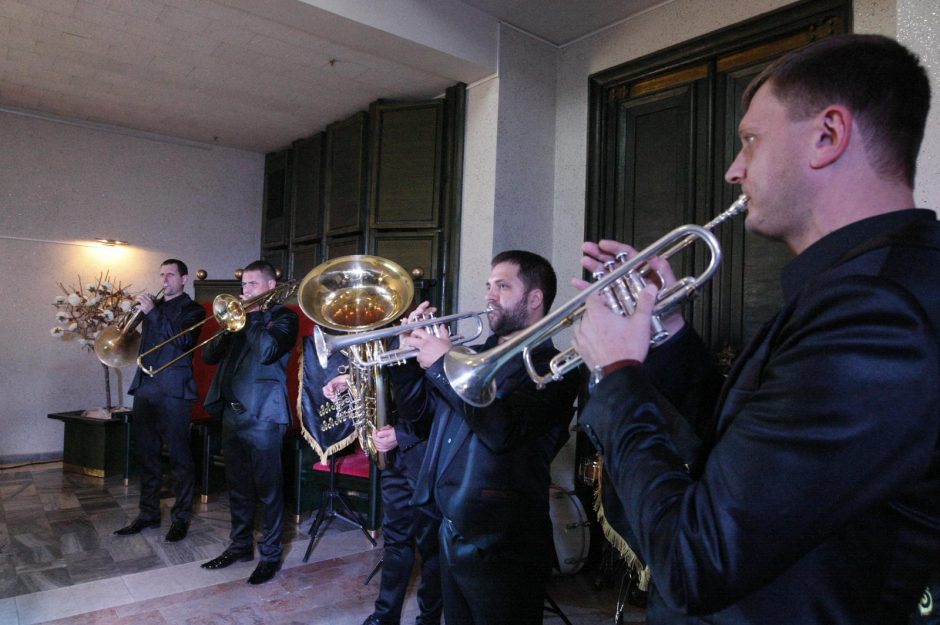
[94,288,165,368]
[136,280,298,378]
[312,309,491,369]
[444,194,748,407]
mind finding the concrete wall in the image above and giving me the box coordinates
[0,109,263,462]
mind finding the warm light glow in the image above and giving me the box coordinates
[95,238,129,247]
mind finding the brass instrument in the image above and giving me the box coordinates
[444,195,749,407]
[297,255,416,469]
[94,288,165,368]
[137,280,299,378]
[312,308,492,369]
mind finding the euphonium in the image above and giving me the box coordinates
[296,255,417,470]
[94,288,165,368]
[444,195,748,407]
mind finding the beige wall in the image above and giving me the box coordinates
[0,110,263,461]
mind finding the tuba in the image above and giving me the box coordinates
[94,288,165,368]
[297,255,415,469]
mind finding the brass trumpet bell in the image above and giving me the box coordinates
[297,255,414,333]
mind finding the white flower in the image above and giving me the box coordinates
[101,281,112,292]
[87,285,96,292]
[67,322,78,332]
[120,300,133,312]
[103,310,114,322]
[67,294,82,306]
[51,327,64,336]
[55,295,66,304]
[56,311,69,321]
[87,295,100,306]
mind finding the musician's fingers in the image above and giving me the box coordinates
[571,277,591,292]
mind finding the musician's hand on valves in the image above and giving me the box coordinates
[372,425,399,453]
[400,326,452,369]
[581,239,685,338]
[135,293,156,314]
[401,300,437,334]
[322,375,349,402]
[572,283,658,369]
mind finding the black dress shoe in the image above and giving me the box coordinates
[247,560,279,585]
[164,521,189,542]
[361,615,384,625]
[201,550,253,569]
[113,518,160,535]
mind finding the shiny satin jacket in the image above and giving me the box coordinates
[202,304,299,425]
[129,293,205,401]
[390,336,579,562]
[581,210,940,624]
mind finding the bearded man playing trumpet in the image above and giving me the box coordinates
[388,250,579,625]
[573,34,940,625]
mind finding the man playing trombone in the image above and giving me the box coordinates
[200,260,299,585]
[116,259,205,542]
[572,35,940,624]
[392,250,579,625]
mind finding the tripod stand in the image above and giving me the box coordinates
[303,454,376,562]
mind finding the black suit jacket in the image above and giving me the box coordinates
[581,210,940,624]
[202,304,299,425]
[390,335,579,563]
[129,293,205,400]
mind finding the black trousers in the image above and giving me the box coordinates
[373,462,442,625]
[439,518,551,625]
[221,405,286,562]
[132,384,194,524]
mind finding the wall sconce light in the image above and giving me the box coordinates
[95,239,129,247]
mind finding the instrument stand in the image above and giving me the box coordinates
[544,592,573,625]
[302,455,377,562]
[364,556,383,585]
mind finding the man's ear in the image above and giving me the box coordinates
[810,105,852,169]
[181,274,189,286]
[527,288,544,313]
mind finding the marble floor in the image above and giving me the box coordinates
[0,462,645,624]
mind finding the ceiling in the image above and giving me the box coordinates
[0,0,660,153]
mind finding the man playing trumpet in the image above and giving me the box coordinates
[573,34,940,624]
[392,250,579,625]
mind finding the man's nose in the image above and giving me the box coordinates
[725,151,745,184]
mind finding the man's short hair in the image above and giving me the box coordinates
[491,250,557,315]
[743,34,930,187]
[161,258,188,276]
[244,260,278,282]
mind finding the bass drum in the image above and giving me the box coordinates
[549,484,591,575]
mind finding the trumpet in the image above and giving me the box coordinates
[137,280,298,377]
[94,288,165,368]
[313,309,491,369]
[444,195,748,406]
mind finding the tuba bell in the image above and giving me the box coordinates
[296,255,416,469]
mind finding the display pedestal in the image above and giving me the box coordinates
[48,409,132,481]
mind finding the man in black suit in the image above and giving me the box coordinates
[389,250,580,625]
[322,371,442,625]
[116,259,205,542]
[573,35,940,624]
[201,260,298,585]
